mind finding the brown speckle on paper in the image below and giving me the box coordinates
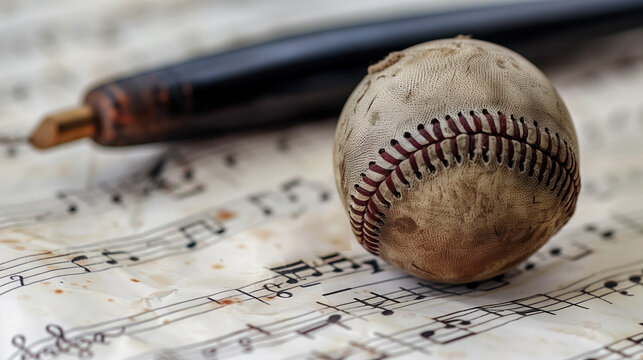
[219,298,241,305]
[215,210,237,221]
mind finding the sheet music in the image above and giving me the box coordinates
[1,1,642,359]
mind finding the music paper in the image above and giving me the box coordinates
[1,1,642,359]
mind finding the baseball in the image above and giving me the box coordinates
[333,38,580,284]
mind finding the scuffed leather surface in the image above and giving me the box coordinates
[334,38,580,283]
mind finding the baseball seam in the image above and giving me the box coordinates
[348,109,580,255]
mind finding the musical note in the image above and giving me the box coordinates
[558,242,593,261]
[297,315,348,338]
[361,259,383,274]
[149,156,207,200]
[283,179,332,203]
[398,286,426,300]
[262,282,293,298]
[201,347,217,358]
[269,260,323,284]
[179,219,225,248]
[585,224,616,240]
[183,168,194,181]
[71,255,91,272]
[319,253,361,273]
[101,250,139,265]
[463,274,509,291]
[10,275,24,287]
[353,292,399,316]
[282,179,302,202]
[146,155,168,184]
[56,192,79,214]
[249,194,274,216]
[238,337,253,353]
[419,318,473,343]
[10,323,124,359]
[0,136,23,159]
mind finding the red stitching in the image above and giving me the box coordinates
[506,137,514,166]
[458,113,473,133]
[348,110,580,256]
[379,152,399,165]
[406,135,423,149]
[418,124,435,142]
[409,153,419,173]
[483,109,497,133]
[432,119,445,139]
[392,141,411,157]
[362,179,378,189]
[354,185,373,197]
[495,135,503,164]
[499,112,507,135]
[534,124,542,148]
[472,113,483,132]
[511,115,520,139]
[449,138,460,162]
[435,141,447,164]
[370,163,390,175]
[446,115,461,135]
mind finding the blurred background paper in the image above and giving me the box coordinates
[0,0,642,359]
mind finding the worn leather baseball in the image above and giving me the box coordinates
[333,38,580,284]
